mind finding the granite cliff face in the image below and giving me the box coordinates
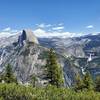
[0,30,100,86]
[0,30,48,85]
[0,43,47,84]
[38,34,100,57]
[39,34,100,78]
[0,29,39,48]
[0,30,80,86]
[18,30,39,46]
[38,37,85,57]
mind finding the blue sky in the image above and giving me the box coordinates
[0,0,100,37]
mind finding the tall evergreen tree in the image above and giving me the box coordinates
[95,76,100,92]
[30,75,37,87]
[46,49,64,87]
[4,64,17,83]
[83,71,94,91]
[74,74,84,91]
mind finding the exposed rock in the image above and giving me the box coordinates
[0,43,47,85]
[25,29,39,44]
[0,41,80,87]
[0,30,100,87]
[38,37,85,57]
[18,29,39,46]
[38,34,100,58]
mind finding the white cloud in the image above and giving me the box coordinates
[36,23,45,28]
[36,23,52,28]
[33,28,46,36]
[86,25,94,29]
[52,26,64,30]
[0,27,18,38]
[33,28,82,38]
[2,27,18,33]
[36,23,65,32]
[34,23,84,38]
[2,27,11,32]
[1,24,96,39]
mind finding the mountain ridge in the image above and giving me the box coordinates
[0,29,100,87]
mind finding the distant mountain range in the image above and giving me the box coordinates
[0,30,100,87]
[39,33,100,57]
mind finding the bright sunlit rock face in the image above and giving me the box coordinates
[18,29,39,46]
[25,29,39,44]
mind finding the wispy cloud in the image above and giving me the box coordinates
[52,26,64,30]
[86,25,94,29]
[36,23,64,30]
[2,27,18,33]
[36,23,52,28]
[33,28,82,38]
[0,27,18,38]
[33,23,85,38]
[2,27,11,32]
[0,24,97,39]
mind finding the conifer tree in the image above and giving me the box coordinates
[74,74,84,91]
[4,64,17,83]
[30,75,37,87]
[95,76,100,92]
[46,49,64,87]
[83,71,94,91]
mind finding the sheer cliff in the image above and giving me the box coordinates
[0,30,80,87]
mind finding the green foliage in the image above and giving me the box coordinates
[0,64,17,84]
[46,49,64,87]
[95,76,100,92]
[30,75,37,87]
[0,83,34,100]
[74,71,94,91]
[83,71,94,91]
[74,74,84,91]
[0,83,100,100]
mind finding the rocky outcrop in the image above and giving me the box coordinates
[0,29,39,48]
[0,30,81,86]
[0,30,100,87]
[18,29,39,46]
[0,42,47,85]
[39,35,100,80]
[38,37,85,57]
[0,41,81,86]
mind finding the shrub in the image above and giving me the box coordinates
[0,83,100,100]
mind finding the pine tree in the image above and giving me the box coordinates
[83,71,94,91]
[46,49,64,87]
[74,74,84,91]
[30,75,37,87]
[95,76,100,92]
[4,64,17,83]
